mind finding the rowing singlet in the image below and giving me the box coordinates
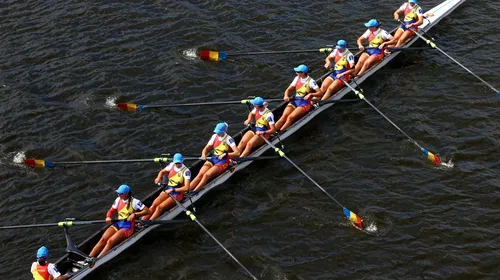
[255,109,272,132]
[213,134,230,156]
[334,50,353,74]
[31,262,52,280]
[295,77,313,98]
[404,3,421,23]
[116,198,134,220]
[368,30,386,48]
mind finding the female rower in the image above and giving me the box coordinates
[31,246,71,280]
[393,0,424,47]
[190,122,240,191]
[355,19,397,76]
[142,153,191,220]
[237,97,276,158]
[88,185,150,259]
[275,64,322,131]
[321,40,356,100]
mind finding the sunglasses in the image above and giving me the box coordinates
[296,71,304,74]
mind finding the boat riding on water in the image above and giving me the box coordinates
[50,1,465,278]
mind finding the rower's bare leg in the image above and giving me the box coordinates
[392,29,404,47]
[242,135,265,157]
[320,77,334,95]
[150,197,177,220]
[357,56,379,76]
[354,53,369,75]
[142,192,167,220]
[275,106,294,130]
[89,227,116,257]
[280,107,307,131]
[237,131,253,152]
[322,80,344,100]
[190,164,211,190]
[97,230,127,258]
[193,165,222,191]
[396,30,414,47]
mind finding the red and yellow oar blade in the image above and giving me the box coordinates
[343,207,362,230]
[199,50,225,61]
[24,159,54,168]
[421,148,441,166]
[117,103,138,112]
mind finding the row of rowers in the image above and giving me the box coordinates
[69,0,427,267]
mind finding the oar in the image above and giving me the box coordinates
[117,98,284,112]
[199,47,333,61]
[24,157,195,168]
[397,19,499,94]
[0,219,190,229]
[342,81,441,166]
[167,192,258,280]
[258,135,363,231]
[366,46,434,52]
[311,98,361,105]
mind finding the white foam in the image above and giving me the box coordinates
[182,48,198,60]
[364,222,378,233]
[439,159,454,169]
[12,151,26,164]
[105,96,118,108]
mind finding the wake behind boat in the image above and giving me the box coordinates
[53,0,466,278]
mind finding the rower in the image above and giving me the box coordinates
[275,64,322,131]
[321,40,356,100]
[87,185,150,260]
[355,19,397,76]
[31,246,71,280]
[393,0,424,47]
[237,97,276,158]
[191,123,240,191]
[142,153,191,220]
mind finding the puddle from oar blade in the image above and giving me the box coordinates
[181,48,198,60]
[439,159,454,169]
[12,151,26,164]
[105,96,118,108]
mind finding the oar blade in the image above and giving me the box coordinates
[343,207,363,230]
[24,159,53,168]
[421,148,441,166]
[199,50,223,61]
[117,103,141,112]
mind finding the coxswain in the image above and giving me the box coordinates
[237,97,276,158]
[393,0,424,47]
[321,40,356,100]
[191,123,240,191]
[87,185,150,261]
[275,64,322,130]
[142,153,191,220]
[31,246,71,280]
[355,19,397,76]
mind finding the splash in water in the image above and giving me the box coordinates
[181,48,198,60]
[13,151,26,164]
[440,159,454,169]
[364,222,378,233]
[105,96,118,108]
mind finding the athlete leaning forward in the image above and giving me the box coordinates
[321,40,356,100]
[238,97,277,158]
[275,64,322,131]
[190,122,240,192]
[142,153,191,220]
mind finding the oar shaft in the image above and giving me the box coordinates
[143,99,280,108]
[227,49,330,56]
[167,194,258,280]
[53,159,156,165]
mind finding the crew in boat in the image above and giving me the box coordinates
[275,64,322,131]
[31,246,71,280]
[87,185,150,261]
[355,19,397,76]
[321,40,356,100]
[190,123,240,192]
[393,0,424,47]
[237,97,276,157]
[142,153,191,220]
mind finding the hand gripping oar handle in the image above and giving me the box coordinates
[342,80,441,166]
[167,193,258,280]
[258,135,363,230]
[397,19,499,94]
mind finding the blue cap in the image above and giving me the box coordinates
[336,40,347,49]
[173,153,183,164]
[293,64,308,73]
[250,97,264,106]
[409,0,417,3]
[214,122,227,134]
[37,246,48,258]
[365,19,380,28]
[116,184,130,194]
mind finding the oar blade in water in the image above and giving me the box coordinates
[199,50,223,61]
[421,148,440,166]
[343,207,363,230]
[117,103,144,112]
[24,159,54,168]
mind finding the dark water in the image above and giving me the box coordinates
[1,0,499,279]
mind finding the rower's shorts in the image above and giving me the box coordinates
[366,48,384,62]
[288,99,311,113]
[206,155,229,172]
[164,187,184,201]
[250,127,270,139]
[399,20,418,32]
[328,72,350,82]
[112,221,134,238]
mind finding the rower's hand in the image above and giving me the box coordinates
[394,15,399,21]
[378,43,386,50]
[405,23,414,29]
[218,153,226,160]
[256,131,265,135]
[358,45,365,51]
[127,214,135,222]
[105,217,112,224]
[324,63,330,69]
[201,154,206,161]
[304,94,311,100]
[283,96,290,102]
[154,177,161,184]
[336,73,345,79]
[165,188,173,194]
[243,119,250,126]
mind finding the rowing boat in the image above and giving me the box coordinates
[54,0,465,278]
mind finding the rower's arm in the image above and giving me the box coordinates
[324,55,332,69]
[243,111,253,126]
[266,124,277,135]
[357,36,366,49]
[176,179,191,193]
[228,145,240,158]
[309,87,323,98]
[415,15,424,26]
[284,85,294,99]
[381,35,398,49]
[201,144,211,159]
[155,169,167,183]
[393,9,401,20]
[134,206,150,218]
